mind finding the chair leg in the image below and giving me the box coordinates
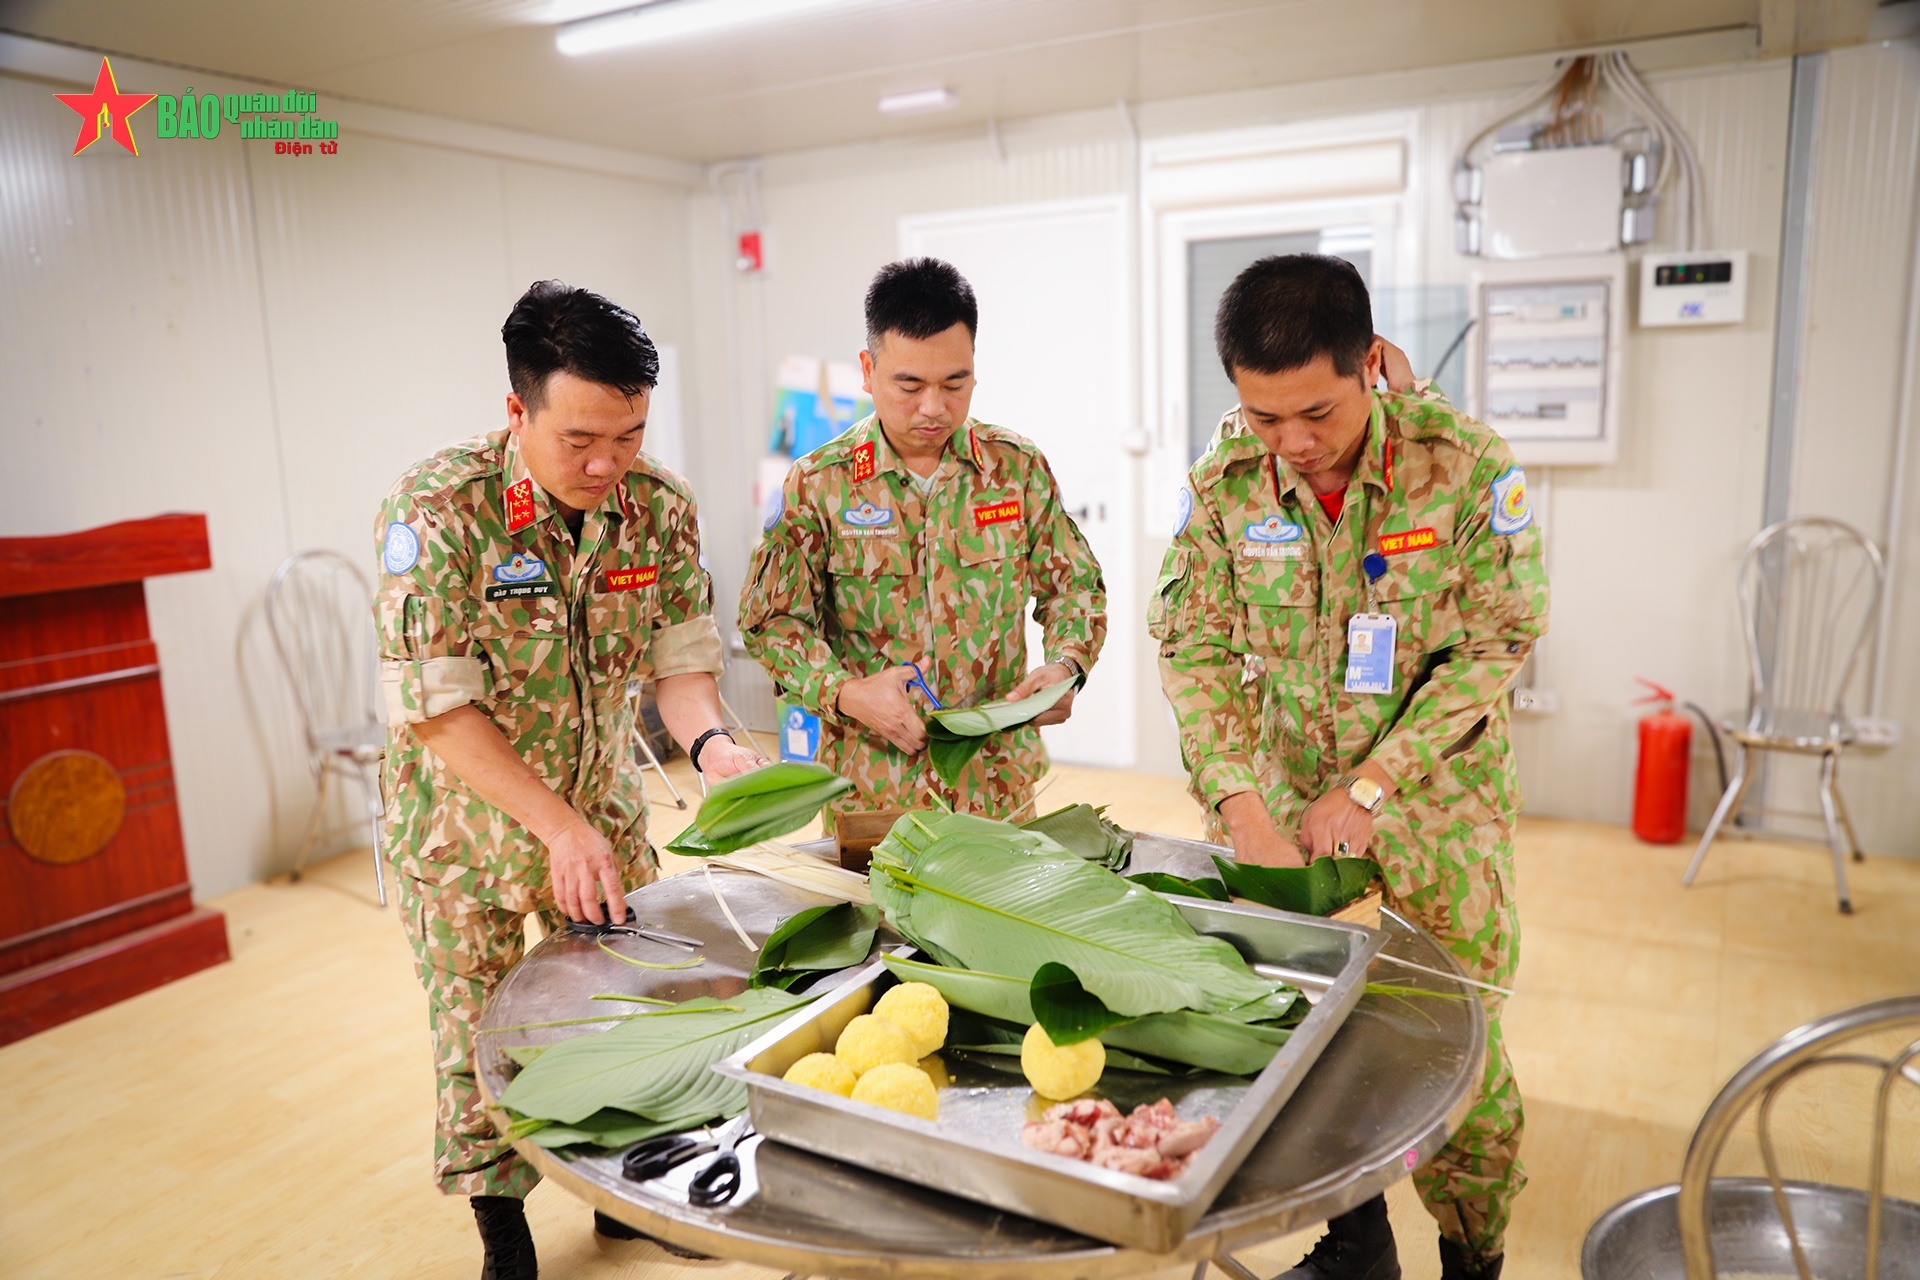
[291,764,332,884]
[1684,743,1751,887]
[351,757,388,907]
[1817,752,1854,915]
[1829,768,1865,863]
[717,690,771,759]
[634,729,687,810]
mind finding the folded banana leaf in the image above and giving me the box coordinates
[665,761,854,856]
[883,955,1294,1076]
[1021,803,1132,869]
[499,989,811,1134]
[749,902,879,990]
[1212,855,1383,917]
[869,811,1296,1024]
[1126,870,1230,901]
[923,676,1081,785]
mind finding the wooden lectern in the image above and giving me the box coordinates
[0,514,230,1045]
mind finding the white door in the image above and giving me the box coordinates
[900,198,1136,770]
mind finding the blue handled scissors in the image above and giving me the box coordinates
[907,662,943,709]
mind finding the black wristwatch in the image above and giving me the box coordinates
[689,727,734,773]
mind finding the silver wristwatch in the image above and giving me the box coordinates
[1335,773,1386,814]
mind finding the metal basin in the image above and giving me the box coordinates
[1582,1177,1920,1279]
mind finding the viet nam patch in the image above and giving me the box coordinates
[603,565,658,592]
[1243,515,1304,544]
[1490,465,1531,534]
[382,522,419,575]
[486,552,553,601]
[973,499,1022,528]
[1173,486,1194,536]
[1379,527,1439,555]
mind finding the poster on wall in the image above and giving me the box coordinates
[753,356,871,542]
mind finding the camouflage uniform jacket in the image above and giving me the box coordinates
[1149,389,1549,892]
[375,429,723,910]
[740,414,1106,816]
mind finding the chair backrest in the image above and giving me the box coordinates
[1736,517,1885,741]
[265,550,379,751]
[1677,994,1920,1280]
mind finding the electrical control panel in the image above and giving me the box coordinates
[1469,254,1627,467]
[1637,250,1748,326]
[1475,146,1624,259]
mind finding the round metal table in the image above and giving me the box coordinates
[476,835,1484,1279]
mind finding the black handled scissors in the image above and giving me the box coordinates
[620,1130,714,1183]
[688,1115,752,1208]
[566,905,701,951]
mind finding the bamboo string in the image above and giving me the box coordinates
[705,863,756,951]
[1371,951,1516,998]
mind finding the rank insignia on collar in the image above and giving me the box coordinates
[1243,515,1303,544]
[968,427,986,472]
[504,477,535,532]
[852,441,877,482]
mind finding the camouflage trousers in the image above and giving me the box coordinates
[1391,845,1525,1261]
[397,871,566,1199]
[819,721,1042,822]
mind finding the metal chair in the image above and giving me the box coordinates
[266,550,388,906]
[1682,517,1886,913]
[1582,994,1920,1279]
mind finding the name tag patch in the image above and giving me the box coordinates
[1378,527,1439,555]
[973,499,1021,528]
[1240,542,1306,560]
[504,478,536,533]
[603,565,659,592]
[1345,613,1397,694]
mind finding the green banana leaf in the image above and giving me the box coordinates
[749,902,879,991]
[1021,803,1133,869]
[923,676,1081,785]
[520,1107,697,1150]
[1029,961,1136,1045]
[884,955,1292,1076]
[869,813,1287,1020]
[945,1040,1182,1077]
[499,989,810,1126]
[1212,855,1382,916]
[1125,871,1230,901]
[666,761,854,855]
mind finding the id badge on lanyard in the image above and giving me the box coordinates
[1345,550,1396,695]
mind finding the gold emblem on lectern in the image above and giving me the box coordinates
[8,750,126,865]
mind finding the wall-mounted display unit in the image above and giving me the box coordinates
[1637,250,1749,327]
[1469,253,1626,467]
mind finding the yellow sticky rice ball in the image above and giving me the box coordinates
[834,1014,918,1077]
[850,1061,939,1121]
[916,1053,951,1090]
[782,1052,856,1097]
[873,982,950,1058]
[1021,1023,1106,1101]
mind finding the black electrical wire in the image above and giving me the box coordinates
[1681,700,1729,797]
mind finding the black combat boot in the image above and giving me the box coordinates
[1438,1235,1503,1280]
[472,1195,537,1280]
[1273,1194,1401,1280]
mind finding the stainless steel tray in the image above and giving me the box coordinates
[713,897,1385,1252]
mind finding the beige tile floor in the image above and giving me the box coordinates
[3,758,1916,1280]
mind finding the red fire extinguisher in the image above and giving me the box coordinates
[1632,678,1692,844]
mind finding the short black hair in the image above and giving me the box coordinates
[864,258,978,350]
[1215,254,1373,381]
[502,280,659,412]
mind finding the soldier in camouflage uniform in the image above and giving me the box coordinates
[376,281,766,1278]
[741,259,1106,820]
[1151,256,1547,1280]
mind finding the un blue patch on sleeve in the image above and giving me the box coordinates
[762,487,784,532]
[382,521,420,574]
[1173,486,1194,537]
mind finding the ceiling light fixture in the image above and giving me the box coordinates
[557,0,866,56]
[878,87,959,116]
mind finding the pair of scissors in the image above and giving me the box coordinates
[906,662,943,709]
[619,1115,751,1207]
[566,904,701,951]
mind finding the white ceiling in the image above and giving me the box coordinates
[1,0,1762,162]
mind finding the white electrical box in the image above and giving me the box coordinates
[1478,146,1624,259]
[1469,254,1627,467]
[1637,250,1749,326]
